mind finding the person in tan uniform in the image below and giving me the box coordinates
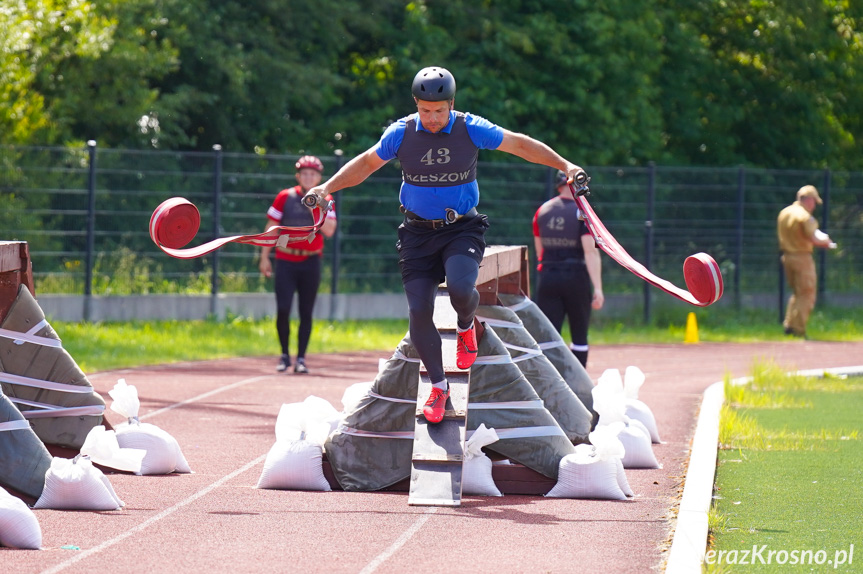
[777,185,837,337]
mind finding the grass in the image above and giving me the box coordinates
[51,304,863,373]
[56,317,410,373]
[708,367,863,572]
[587,305,863,344]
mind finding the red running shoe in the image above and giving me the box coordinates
[456,325,478,370]
[422,387,449,424]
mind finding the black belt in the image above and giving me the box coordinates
[401,207,478,229]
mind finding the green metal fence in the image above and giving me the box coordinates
[2,143,862,319]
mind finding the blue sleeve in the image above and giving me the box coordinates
[465,112,505,150]
[375,117,408,161]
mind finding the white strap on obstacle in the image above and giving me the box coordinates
[503,297,532,312]
[338,426,415,440]
[472,354,513,366]
[474,316,522,329]
[390,349,421,363]
[368,390,416,404]
[0,371,96,393]
[475,426,567,439]
[509,352,536,364]
[537,340,568,351]
[468,400,545,410]
[20,405,105,419]
[9,397,105,419]
[501,342,543,357]
[0,320,62,348]
[0,420,31,432]
[365,389,546,410]
[338,422,564,441]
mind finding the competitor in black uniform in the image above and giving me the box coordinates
[306,67,588,423]
[259,156,337,374]
[533,171,604,367]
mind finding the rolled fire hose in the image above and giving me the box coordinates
[149,197,332,259]
[569,179,723,306]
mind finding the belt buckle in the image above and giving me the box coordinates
[444,208,459,224]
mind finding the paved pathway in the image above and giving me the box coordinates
[4,340,862,574]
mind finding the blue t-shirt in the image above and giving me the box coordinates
[375,111,504,219]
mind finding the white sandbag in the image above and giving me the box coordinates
[108,378,140,418]
[80,425,146,474]
[340,382,373,415]
[592,369,630,426]
[623,366,661,443]
[546,452,625,500]
[108,379,192,475]
[615,458,634,497]
[627,417,652,442]
[256,397,342,491]
[462,424,502,497]
[546,424,630,500]
[592,369,660,469]
[114,422,192,475]
[34,456,124,511]
[619,423,660,469]
[275,396,341,447]
[0,486,41,549]
[622,365,645,399]
[625,400,661,443]
[256,440,331,491]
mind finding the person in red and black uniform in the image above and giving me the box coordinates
[259,155,337,374]
[533,171,604,367]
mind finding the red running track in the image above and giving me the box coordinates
[4,340,862,574]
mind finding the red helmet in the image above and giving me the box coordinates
[295,155,323,173]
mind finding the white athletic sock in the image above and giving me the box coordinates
[457,324,473,333]
[432,379,448,391]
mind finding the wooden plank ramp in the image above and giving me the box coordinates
[408,292,471,506]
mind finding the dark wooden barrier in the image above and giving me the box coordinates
[0,241,34,324]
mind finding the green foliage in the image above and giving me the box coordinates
[6,0,863,168]
[657,0,863,168]
[0,0,178,146]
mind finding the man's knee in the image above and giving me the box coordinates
[447,279,477,304]
[408,299,434,321]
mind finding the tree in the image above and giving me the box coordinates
[657,0,863,168]
[0,0,178,146]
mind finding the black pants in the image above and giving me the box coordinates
[535,263,592,366]
[274,256,321,359]
[397,214,488,383]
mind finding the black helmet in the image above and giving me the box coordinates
[411,67,456,101]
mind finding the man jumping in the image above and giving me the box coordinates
[306,66,587,423]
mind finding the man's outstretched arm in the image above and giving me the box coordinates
[309,147,389,200]
[496,129,585,182]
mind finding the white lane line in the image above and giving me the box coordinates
[40,372,276,572]
[40,453,268,574]
[138,374,273,421]
[358,507,438,574]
